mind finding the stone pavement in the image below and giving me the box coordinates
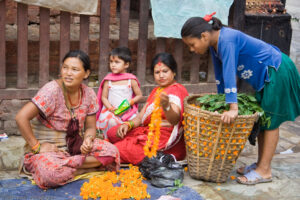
[1,117,300,200]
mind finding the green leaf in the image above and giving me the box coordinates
[195,93,263,117]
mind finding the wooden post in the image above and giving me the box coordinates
[233,0,245,31]
[39,7,50,88]
[119,0,130,47]
[98,0,111,81]
[155,38,166,54]
[137,0,149,84]
[174,39,183,82]
[207,50,215,83]
[17,3,28,89]
[80,15,89,54]
[59,12,70,68]
[190,54,200,83]
[0,0,6,89]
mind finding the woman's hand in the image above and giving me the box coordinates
[221,109,238,124]
[117,124,129,139]
[160,92,170,110]
[80,137,94,154]
[39,142,59,153]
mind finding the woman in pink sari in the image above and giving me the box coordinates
[107,53,189,165]
[16,50,120,189]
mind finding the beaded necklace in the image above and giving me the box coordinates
[62,82,82,117]
[62,81,83,155]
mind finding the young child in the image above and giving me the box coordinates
[181,13,300,185]
[96,47,143,138]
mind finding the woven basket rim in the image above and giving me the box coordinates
[184,94,259,119]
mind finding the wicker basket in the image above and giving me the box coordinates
[183,94,259,183]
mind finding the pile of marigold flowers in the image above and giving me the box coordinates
[80,165,150,200]
[144,88,163,158]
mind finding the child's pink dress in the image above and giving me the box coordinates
[96,79,137,138]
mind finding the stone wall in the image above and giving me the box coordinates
[0,99,28,136]
[0,99,27,171]
[0,137,25,171]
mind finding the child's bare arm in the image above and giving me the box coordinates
[101,81,114,111]
[130,79,143,105]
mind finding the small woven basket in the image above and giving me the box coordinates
[183,94,259,183]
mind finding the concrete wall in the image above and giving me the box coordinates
[286,0,300,72]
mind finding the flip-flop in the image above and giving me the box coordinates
[237,162,257,175]
[236,170,272,185]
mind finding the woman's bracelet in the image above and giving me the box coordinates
[31,141,41,154]
[163,104,171,111]
[129,121,134,129]
[85,135,95,140]
[123,121,134,130]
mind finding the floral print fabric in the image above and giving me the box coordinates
[32,80,99,131]
[23,139,120,189]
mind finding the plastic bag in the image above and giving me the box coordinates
[139,152,184,188]
[114,99,131,116]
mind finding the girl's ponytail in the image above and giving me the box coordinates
[211,17,223,30]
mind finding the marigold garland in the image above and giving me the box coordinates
[143,88,163,158]
[80,165,150,200]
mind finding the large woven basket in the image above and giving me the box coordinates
[183,94,259,183]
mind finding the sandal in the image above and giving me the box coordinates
[236,162,257,175]
[236,170,272,185]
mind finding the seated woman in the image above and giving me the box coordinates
[16,50,120,189]
[107,52,189,165]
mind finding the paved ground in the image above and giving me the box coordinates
[1,1,300,199]
[1,117,300,200]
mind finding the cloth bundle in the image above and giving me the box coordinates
[13,0,98,15]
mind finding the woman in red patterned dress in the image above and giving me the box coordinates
[16,50,120,189]
[107,52,189,165]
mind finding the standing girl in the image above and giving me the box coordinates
[96,47,143,138]
[181,14,300,185]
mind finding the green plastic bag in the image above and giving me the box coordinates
[114,99,131,116]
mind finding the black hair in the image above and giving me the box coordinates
[62,50,91,71]
[150,52,177,74]
[181,17,223,39]
[109,47,132,63]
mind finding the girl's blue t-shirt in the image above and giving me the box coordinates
[210,27,282,103]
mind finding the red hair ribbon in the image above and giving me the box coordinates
[203,12,216,22]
